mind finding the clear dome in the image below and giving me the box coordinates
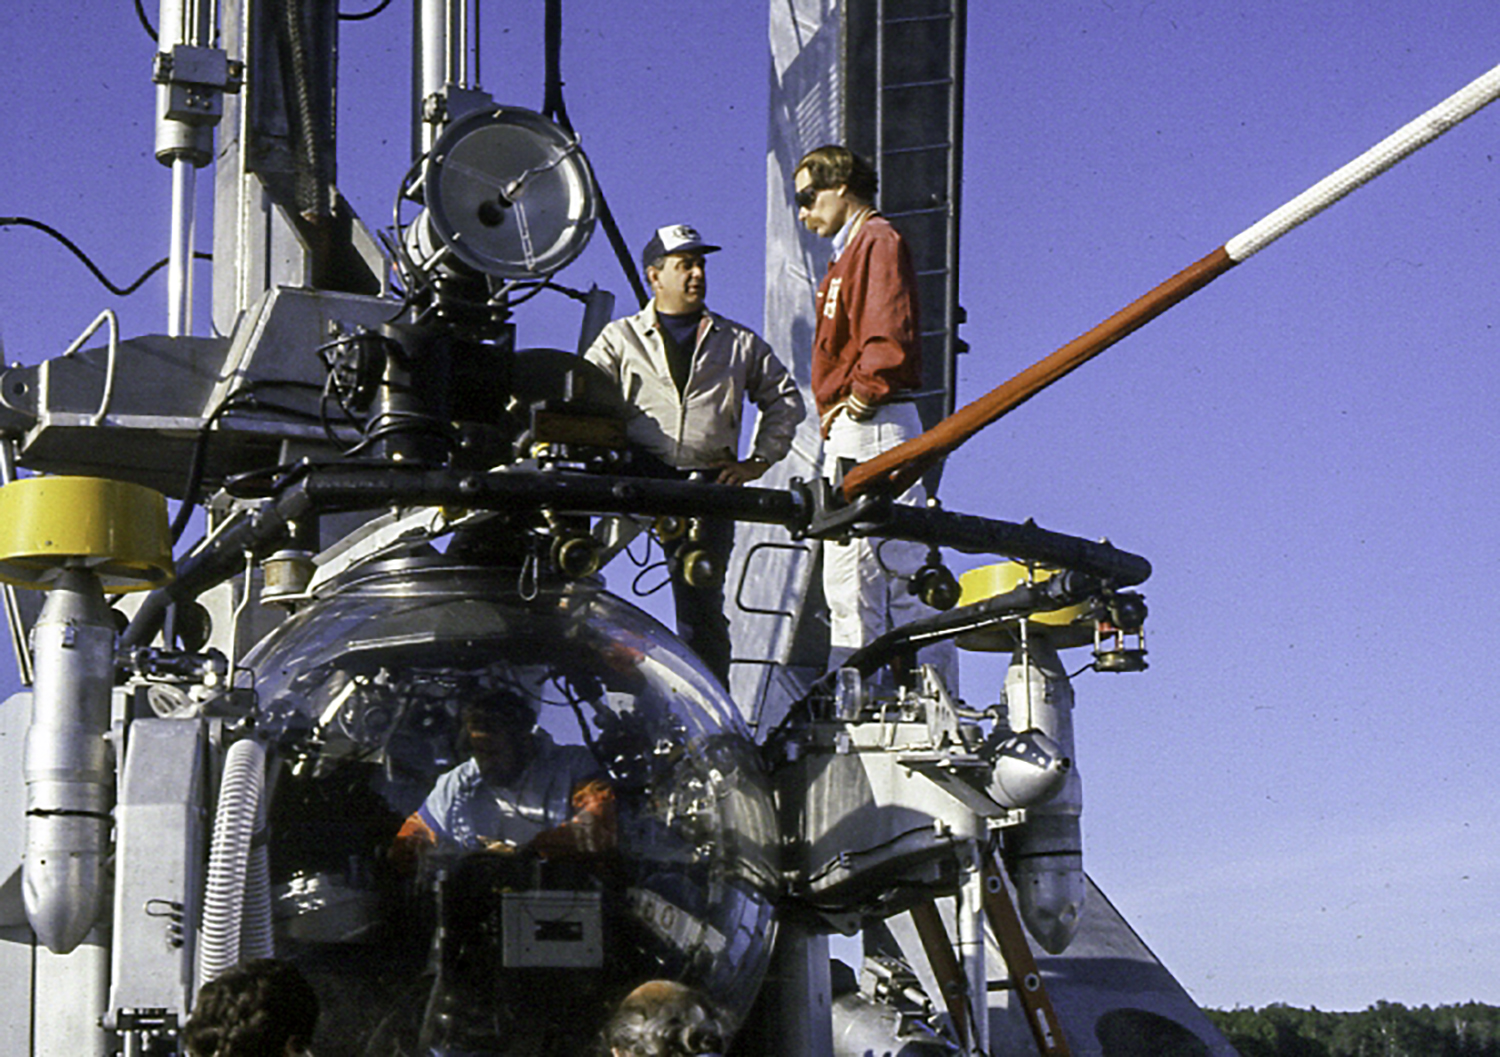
[241,554,779,1056]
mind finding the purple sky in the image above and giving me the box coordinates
[2,1,1497,1013]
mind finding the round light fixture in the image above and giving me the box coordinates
[419,106,598,279]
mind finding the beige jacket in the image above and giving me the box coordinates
[584,301,804,471]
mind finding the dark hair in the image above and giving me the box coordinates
[795,144,878,203]
[604,980,726,1057]
[183,959,319,1057]
[462,687,537,730]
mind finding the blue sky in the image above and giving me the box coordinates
[2,1,1497,1014]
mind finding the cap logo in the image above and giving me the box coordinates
[662,224,701,250]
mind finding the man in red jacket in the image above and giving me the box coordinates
[794,145,956,688]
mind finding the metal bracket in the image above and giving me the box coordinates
[733,540,811,618]
[794,474,893,541]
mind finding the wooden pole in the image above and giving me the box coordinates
[981,854,1071,1056]
[842,61,1500,502]
[910,899,977,1050]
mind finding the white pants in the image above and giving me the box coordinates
[822,404,958,692]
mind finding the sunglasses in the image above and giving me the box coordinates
[794,186,822,210]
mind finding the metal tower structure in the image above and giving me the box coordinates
[846,0,966,425]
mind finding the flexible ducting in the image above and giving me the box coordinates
[196,738,269,991]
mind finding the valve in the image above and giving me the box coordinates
[653,514,688,542]
[911,548,962,610]
[551,533,602,579]
[677,547,719,589]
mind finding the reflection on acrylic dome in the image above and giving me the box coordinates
[241,554,779,1057]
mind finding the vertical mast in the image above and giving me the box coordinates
[154,0,226,337]
[413,0,474,159]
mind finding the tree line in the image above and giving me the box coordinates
[1205,1001,1500,1056]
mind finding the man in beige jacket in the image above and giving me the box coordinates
[585,223,804,684]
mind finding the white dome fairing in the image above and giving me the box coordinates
[241,554,778,1056]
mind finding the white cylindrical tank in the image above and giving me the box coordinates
[1000,639,1085,954]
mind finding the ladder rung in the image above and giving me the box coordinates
[882,205,946,220]
[881,142,953,158]
[882,12,955,27]
[882,76,954,92]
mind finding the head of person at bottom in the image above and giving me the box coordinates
[462,687,541,786]
[641,223,721,315]
[182,958,319,1057]
[603,979,727,1057]
[793,144,880,240]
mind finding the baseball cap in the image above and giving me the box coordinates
[641,224,721,270]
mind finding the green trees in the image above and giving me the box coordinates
[1204,1002,1500,1057]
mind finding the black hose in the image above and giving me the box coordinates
[834,572,1098,678]
[134,0,158,41]
[122,501,294,649]
[129,462,1151,658]
[0,217,210,297]
[338,0,393,21]
[542,0,648,309]
[169,380,329,543]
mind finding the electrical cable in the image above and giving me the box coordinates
[385,155,440,322]
[540,0,648,308]
[631,560,671,598]
[338,0,394,21]
[373,228,407,298]
[624,524,655,567]
[874,536,908,577]
[1,217,211,297]
[543,280,591,303]
[319,383,360,449]
[550,671,605,763]
[133,0,157,41]
[805,824,952,886]
[169,380,328,544]
[171,401,242,545]
[337,409,454,460]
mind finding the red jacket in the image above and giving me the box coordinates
[811,214,922,415]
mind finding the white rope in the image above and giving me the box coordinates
[1226,62,1500,262]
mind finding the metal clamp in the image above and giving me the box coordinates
[794,474,893,541]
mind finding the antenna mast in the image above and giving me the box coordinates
[153,0,234,336]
